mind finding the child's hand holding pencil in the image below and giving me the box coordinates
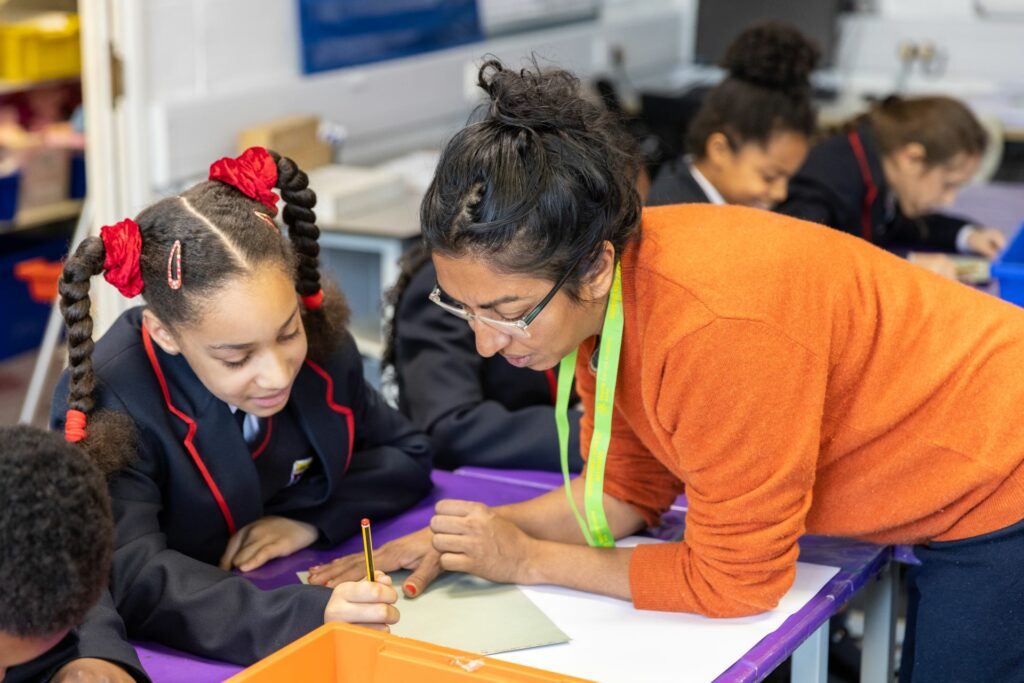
[321,520,400,631]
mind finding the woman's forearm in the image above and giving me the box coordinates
[522,539,635,601]
[497,477,646,544]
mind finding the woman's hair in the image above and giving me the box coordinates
[58,151,348,474]
[0,425,113,639]
[863,95,988,166]
[686,22,820,157]
[420,58,643,295]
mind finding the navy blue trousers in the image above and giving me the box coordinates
[900,516,1024,682]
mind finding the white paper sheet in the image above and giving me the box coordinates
[493,537,839,683]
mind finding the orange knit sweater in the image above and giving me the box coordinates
[575,204,1024,616]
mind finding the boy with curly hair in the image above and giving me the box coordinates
[0,425,145,683]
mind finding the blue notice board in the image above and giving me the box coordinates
[297,0,483,74]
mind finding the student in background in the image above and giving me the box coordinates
[50,148,432,665]
[647,22,819,208]
[0,425,145,683]
[778,95,1006,275]
[311,60,1024,683]
[385,240,583,473]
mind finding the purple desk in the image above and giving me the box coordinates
[454,468,896,683]
[131,468,894,683]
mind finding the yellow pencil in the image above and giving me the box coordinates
[361,518,375,582]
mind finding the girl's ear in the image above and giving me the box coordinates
[142,309,182,355]
[705,132,735,168]
[579,241,617,302]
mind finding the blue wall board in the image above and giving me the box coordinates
[297,0,483,74]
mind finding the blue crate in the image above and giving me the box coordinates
[991,221,1024,306]
[0,237,66,360]
[0,171,19,222]
[69,152,86,199]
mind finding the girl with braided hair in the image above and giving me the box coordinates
[49,147,433,664]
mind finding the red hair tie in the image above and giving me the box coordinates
[101,219,144,298]
[208,147,280,215]
[302,289,324,310]
[65,409,87,443]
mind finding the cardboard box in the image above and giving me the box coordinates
[237,115,333,172]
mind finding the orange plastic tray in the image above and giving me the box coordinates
[226,622,592,683]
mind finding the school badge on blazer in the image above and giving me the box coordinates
[288,457,314,486]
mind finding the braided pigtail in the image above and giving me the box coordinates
[57,237,137,476]
[269,151,349,362]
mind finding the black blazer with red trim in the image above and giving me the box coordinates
[393,261,583,472]
[777,122,971,252]
[51,307,433,665]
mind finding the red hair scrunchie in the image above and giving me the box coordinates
[64,409,87,443]
[208,147,280,215]
[302,289,324,310]
[101,219,144,298]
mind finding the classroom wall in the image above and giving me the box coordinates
[129,0,1023,193]
[136,0,694,190]
[837,1,1024,95]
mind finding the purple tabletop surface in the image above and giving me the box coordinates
[131,468,889,683]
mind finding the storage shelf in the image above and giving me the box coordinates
[0,75,79,96]
[0,198,82,232]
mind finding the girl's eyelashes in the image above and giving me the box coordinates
[219,328,300,368]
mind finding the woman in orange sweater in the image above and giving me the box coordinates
[309,60,1024,682]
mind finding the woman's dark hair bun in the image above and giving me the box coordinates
[722,21,820,92]
[477,57,588,133]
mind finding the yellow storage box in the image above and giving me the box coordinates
[0,12,81,82]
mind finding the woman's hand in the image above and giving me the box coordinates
[218,516,319,572]
[323,572,400,632]
[308,526,444,598]
[52,658,136,683]
[430,500,538,585]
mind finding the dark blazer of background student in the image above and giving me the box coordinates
[51,307,433,664]
[390,258,583,472]
[646,160,712,205]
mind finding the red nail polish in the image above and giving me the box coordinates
[404,583,418,597]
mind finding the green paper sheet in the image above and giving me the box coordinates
[296,570,569,655]
[390,570,569,655]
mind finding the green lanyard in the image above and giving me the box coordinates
[555,262,624,548]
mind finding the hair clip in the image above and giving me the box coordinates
[254,210,280,231]
[167,240,183,290]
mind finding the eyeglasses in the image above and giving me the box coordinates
[428,257,583,338]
